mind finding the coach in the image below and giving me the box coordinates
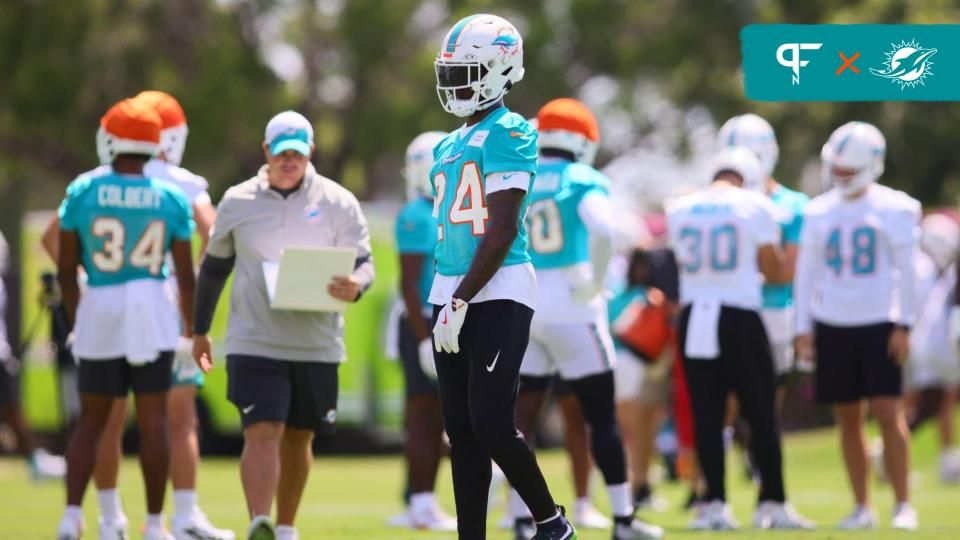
[191,110,374,540]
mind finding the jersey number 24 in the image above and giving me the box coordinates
[433,162,489,240]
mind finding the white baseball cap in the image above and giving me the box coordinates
[264,110,314,156]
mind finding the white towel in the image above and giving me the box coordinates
[685,299,722,359]
[761,307,794,345]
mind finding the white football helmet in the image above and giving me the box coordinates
[96,125,114,165]
[435,14,525,117]
[921,213,960,272]
[404,131,447,200]
[717,114,779,177]
[821,121,886,197]
[710,145,765,192]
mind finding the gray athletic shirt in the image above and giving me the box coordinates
[206,164,374,363]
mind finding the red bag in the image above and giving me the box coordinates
[612,289,672,362]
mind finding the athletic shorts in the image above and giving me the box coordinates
[814,321,902,404]
[398,314,439,398]
[761,307,796,377]
[520,318,616,380]
[227,354,339,433]
[77,352,174,397]
[613,346,673,404]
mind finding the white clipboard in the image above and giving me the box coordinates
[262,246,357,312]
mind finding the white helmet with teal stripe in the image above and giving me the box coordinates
[404,131,447,200]
[717,114,779,177]
[820,121,886,197]
[435,14,525,118]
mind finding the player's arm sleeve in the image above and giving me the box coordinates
[395,208,434,255]
[890,204,921,327]
[793,215,816,335]
[577,190,615,288]
[193,254,235,335]
[338,194,375,299]
[205,196,237,259]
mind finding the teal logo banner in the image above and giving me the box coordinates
[742,25,956,101]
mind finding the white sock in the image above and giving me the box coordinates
[64,505,83,522]
[410,492,435,514]
[276,525,297,540]
[173,490,197,520]
[607,482,633,518]
[97,489,122,521]
[537,509,561,525]
[509,488,532,520]
[145,513,163,529]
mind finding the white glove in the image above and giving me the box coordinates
[433,298,468,354]
[949,306,960,359]
[174,336,199,379]
[418,338,438,380]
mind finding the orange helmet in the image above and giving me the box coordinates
[135,90,189,165]
[536,98,600,165]
[95,99,162,163]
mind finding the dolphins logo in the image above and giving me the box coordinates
[870,39,937,89]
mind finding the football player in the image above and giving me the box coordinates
[42,91,229,540]
[388,130,457,531]
[55,99,196,540]
[668,146,812,531]
[794,121,920,530]
[510,98,663,540]
[717,114,808,381]
[428,14,575,540]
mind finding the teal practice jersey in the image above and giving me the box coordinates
[525,159,610,269]
[395,196,438,305]
[762,184,809,309]
[430,107,538,276]
[59,169,194,287]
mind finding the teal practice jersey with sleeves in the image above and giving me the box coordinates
[395,196,438,305]
[525,160,610,269]
[58,169,195,287]
[429,107,538,276]
[762,184,810,309]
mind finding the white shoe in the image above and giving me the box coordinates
[30,448,66,481]
[410,503,458,531]
[688,500,739,530]
[613,518,664,540]
[98,513,129,540]
[386,510,413,528]
[57,514,84,540]
[891,503,918,531]
[144,525,176,540]
[753,502,815,530]
[573,500,611,529]
[940,449,960,484]
[173,509,236,539]
[837,506,877,530]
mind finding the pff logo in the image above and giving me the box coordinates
[870,39,937,89]
[777,42,823,85]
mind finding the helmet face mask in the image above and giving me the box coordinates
[820,121,886,198]
[435,14,524,118]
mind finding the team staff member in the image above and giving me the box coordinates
[191,111,374,540]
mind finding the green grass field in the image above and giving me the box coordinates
[1,426,959,539]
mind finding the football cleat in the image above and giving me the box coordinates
[613,518,664,540]
[689,500,739,531]
[572,499,610,529]
[891,503,918,531]
[29,448,66,481]
[245,516,275,540]
[143,525,175,540]
[98,513,130,540]
[837,506,877,530]
[56,514,84,540]
[410,503,457,531]
[753,502,815,530]
[172,509,235,539]
[530,506,577,540]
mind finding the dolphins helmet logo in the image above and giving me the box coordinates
[870,39,937,89]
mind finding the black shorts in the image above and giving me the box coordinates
[0,358,19,408]
[399,314,439,398]
[814,321,902,404]
[77,352,174,397]
[227,354,339,433]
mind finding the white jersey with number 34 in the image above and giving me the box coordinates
[666,186,781,310]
